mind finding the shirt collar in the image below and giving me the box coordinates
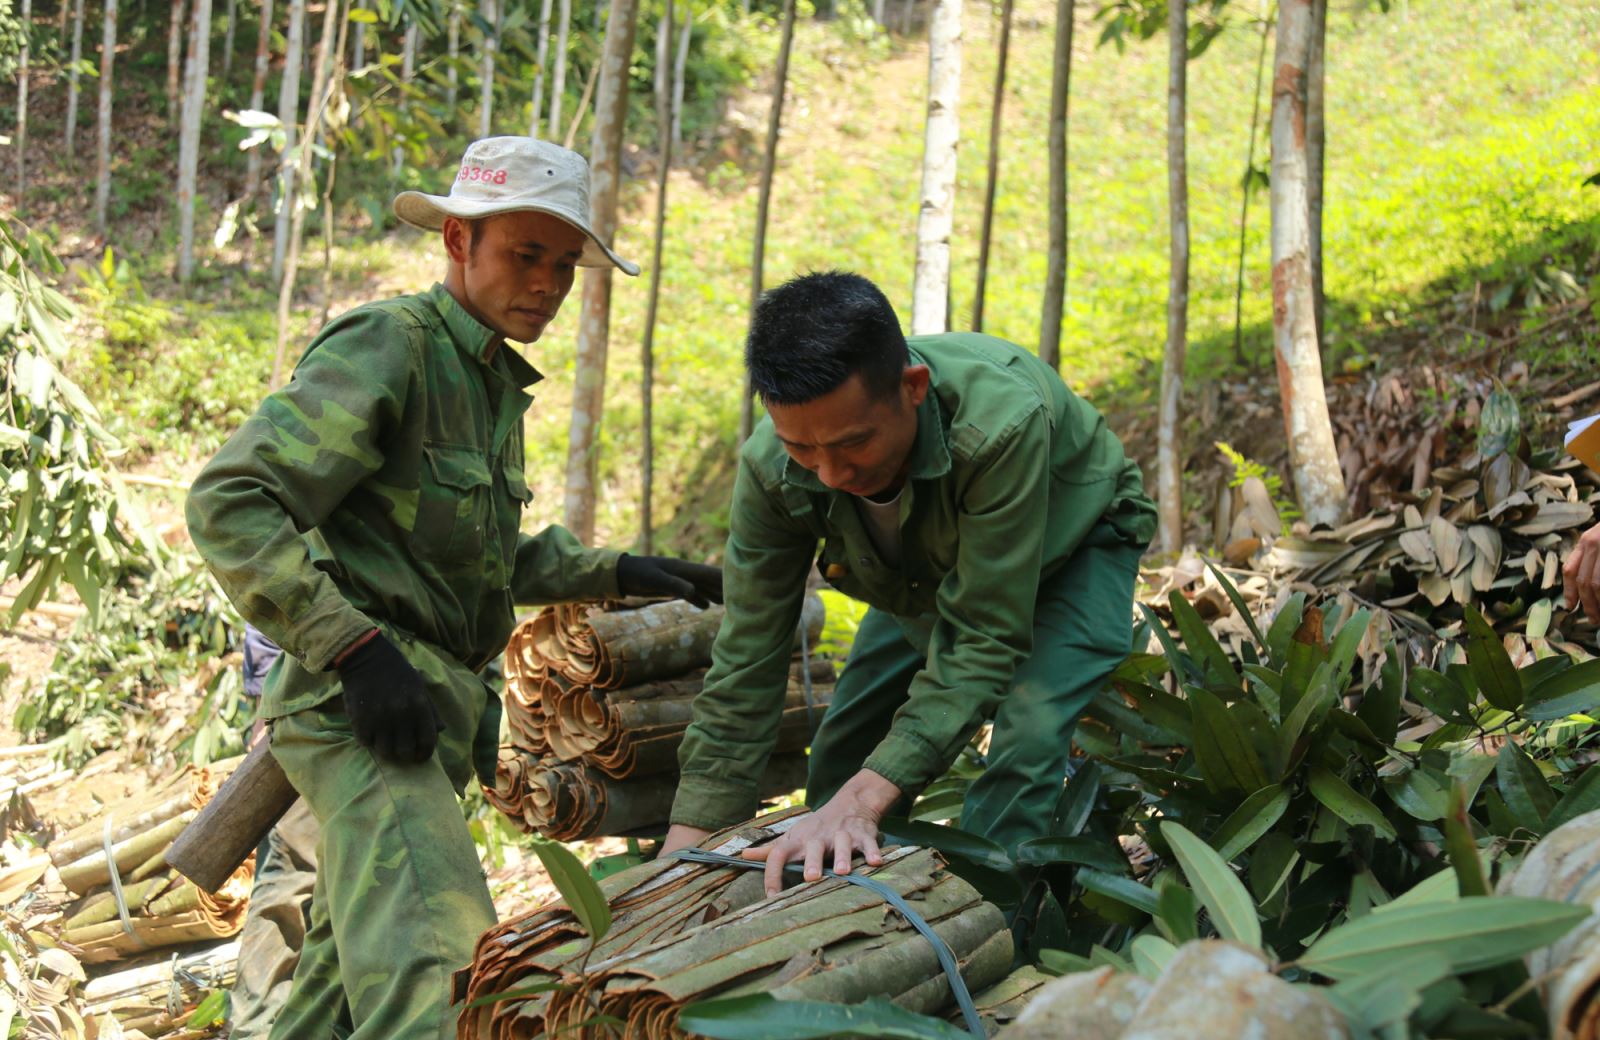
[428,283,544,389]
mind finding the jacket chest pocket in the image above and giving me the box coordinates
[412,444,493,563]
[817,536,906,614]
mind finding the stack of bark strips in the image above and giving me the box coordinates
[79,938,239,1035]
[454,807,1015,1040]
[488,596,832,841]
[51,758,255,964]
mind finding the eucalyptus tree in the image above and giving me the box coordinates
[910,0,963,335]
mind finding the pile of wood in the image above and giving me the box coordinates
[487,597,832,841]
[51,759,255,964]
[454,807,1015,1040]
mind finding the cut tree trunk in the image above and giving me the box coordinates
[738,0,797,445]
[1038,0,1074,370]
[92,0,117,233]
[549,0,571,139]
[561,0,641,542]
[167,739,299,894]
[243,0,274,205]
[1269,0,1347,526]
[640,0,674,554]
[270,0,306,283]
[65,0,86,158]
[971,0,1012,332]
[910,0,962,335]
[479,0,498,138]
[1306,0,1327,349]
[1157,0,1187,554]
[176,0,215,283]
[530,0,553,136]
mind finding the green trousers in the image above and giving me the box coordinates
[267,635,497,1040]
[227,800,321,1040]
[807,531,1143,856]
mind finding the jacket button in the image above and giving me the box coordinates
[910,581,920,590]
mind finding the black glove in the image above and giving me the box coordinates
[615,555,724,609]
[335,633,443,764]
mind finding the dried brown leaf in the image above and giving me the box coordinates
[1432,517,1462,573]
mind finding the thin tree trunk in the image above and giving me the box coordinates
[640,0,674,554]
[271,0,306,282]
[244,0,273,205]
[177,0,215,283]
[1157,0,1187,554]
[93,0,117,234]
[531,0,553,136]
[562,53,600,149]
[15,0,30,201]
[971,0,1011,332]
[1038,0,1073,370]
[1231,0,1270,366]
[737,0,797,444]
[871,0,882,26]
[272,0,340,388]
[562,0,641,542]
[1306,0,1326,350]
[221,0,237,75]
[910,0,962,336]
[1270,0,1345,527]
[352,20,365,70]
[319,1,350,327]
[479,0,498,138]
[549,0,571,139]
[65,0,86,158]
[671,0,690,148]
[392,19,417,174]
[447,5,460,109]
[167,0,187,119]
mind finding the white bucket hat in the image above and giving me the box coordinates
[393,137,640,276]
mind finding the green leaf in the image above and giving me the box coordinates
[1170,589,1239,688]
[1545,765,1600,833]
[1523,659,1600,720]
[348,5,380,21]
[1037,948,1097,975]
[1203,560,1267,647]
[1265,592,1306,668]
[1140,603,1199,683]
[879,820,1013,873]
[1077,869,1159,916]
[182,989,228,1027]
[1384,767,1450,822]
[461,976,568,1010]
[1443,779,1490,897]
[1358,644,1405,746]
[1051,760,1102,837]
[1409,668,1473,724]
[1495,742,1556,834]
[1014,837,1126,873]
[1155,875,1200,943]
[1278,664,1338,776]
[528,836,611,943]
[1210,784,1289,860]
[1308,767,1398,839]
[1462,605,1522,712]
[1161,822,1262,948]
[1280,605,1327,715]
[1374,870,1459,914]
[1326,954,1453,1032]
[1326,608,1372,687]
[1114,681,1193,744]
[1190,687,1270,795]
[1296,897,1589,979]
[1130,934,1179,979]
[677,994,972,1040]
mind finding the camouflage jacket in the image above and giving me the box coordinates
[186,284,620,719]
[672,332,1156,830]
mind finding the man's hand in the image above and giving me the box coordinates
[660,823,713,857]
[1564,523,1600,623]
[616,555,724,609]
[335,631,443,763]
[741,769,902,897]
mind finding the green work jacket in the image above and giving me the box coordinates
[671,332,1156,830]
[186,284,619,720]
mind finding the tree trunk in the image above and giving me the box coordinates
[1231,0,1270,366]
[391,19,417,175]
[562,0,641,542]
[167,0,187,120]
[1306,0,1327,350]
[562,54,600,149]
[899,0,912,36]
[65,0,86,158]
[1038,0,1073,370]
[1157,0,1187,554]
[549,0,572,139]
[640,0,674,555]
[15,0,30,201]
[177,0,215,283]
[871,0,882,27]
[445,5,459,110]
[92,0,117,233]
[910,0,961,336]
[1270,0,1346,527]
[671,0,691,148]
[243,0,274,205]
[221,0,237,76]
[971,0,1011,332]
[271,0,306,283]
[530,0,553,136]
[737,0,797,445]
[479,0,498,138]
[271,0,340,388]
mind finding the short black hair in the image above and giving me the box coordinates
[745,271,908,405]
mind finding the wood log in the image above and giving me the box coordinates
[167,739,299,894]
[56,810,198,895]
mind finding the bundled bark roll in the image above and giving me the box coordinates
[455,808,1014,1040]
[60,859,255,964]
[1499,808,1600,1040]
[81,938,240,1035]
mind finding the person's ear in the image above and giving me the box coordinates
[903,364,931,408]
[442,217,472,265]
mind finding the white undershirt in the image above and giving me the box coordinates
[853,487,904,568]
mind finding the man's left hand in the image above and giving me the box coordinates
[616,555,724,608]
[740,769,902,897]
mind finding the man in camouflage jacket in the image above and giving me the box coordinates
[187,138,720,1040]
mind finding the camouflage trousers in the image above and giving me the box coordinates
[266,634,498,1040]
[227,799,321,1040]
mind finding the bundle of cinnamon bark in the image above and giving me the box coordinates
[50,757,255,963]
[486,596,831,841]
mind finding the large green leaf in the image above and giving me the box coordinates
[1546,765,1600,833]
[878,820,1013,873]
[1462,605,1523,712]
[1211,784,1289,860]
[1014,837,1126,873]
[1296,897,1589,979]
[528,836,611,943]
[1114,680,1194,744]
[1383,767,1450,822]
[1077,869,1159,916]
[1374,870,1459,914]
[1130,934,1179,980]
[1280,605,1327,715]
[1265,592,1306,670]
[1409,668,1474,725]
[1156,875,1200,943]
[1308,767,1398,839]
[1277,665,1337,776]
[1051,760,1102,837]
[1326,608,1373,689]
[1203,560,1267,647]
[1496,742,1557,833]
[1357,644,1405,746]
[1190,687,1270,795]
[1140,603,1200,684]
[1161,822,1262,948]
[677,994,971,1040]
[1523,659,1600,720]
[1170,589,1240,689]
[1325,954,1453,1034]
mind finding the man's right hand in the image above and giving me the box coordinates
[660,824,712,857]
[335,631,443,764]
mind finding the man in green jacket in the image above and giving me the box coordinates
[662,271,1154,911]
[187,138,720,1040]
